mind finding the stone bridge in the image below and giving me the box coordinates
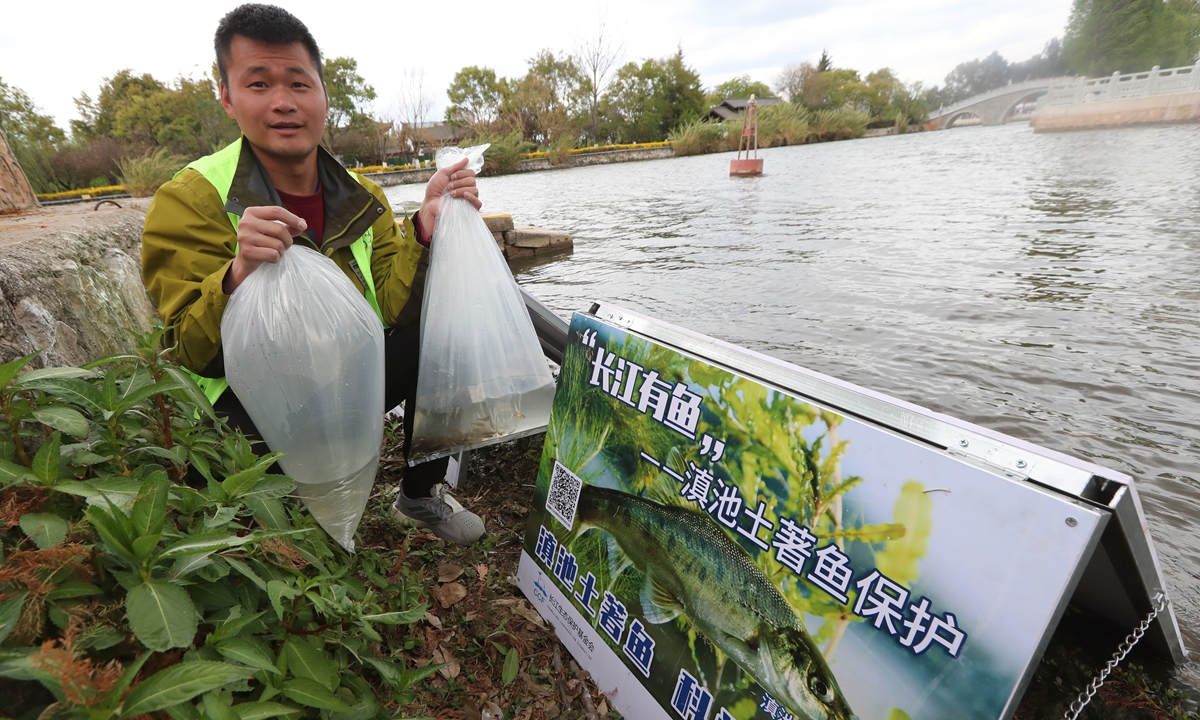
[929,78,1071,128]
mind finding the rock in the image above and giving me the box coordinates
[483,214,515,232]
[506,224,571,250]
[0,203,155,368]
[504,246,536,260]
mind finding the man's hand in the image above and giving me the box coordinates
[223,205,307,294]
[417,157,481,244]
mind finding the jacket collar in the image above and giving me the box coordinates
[222,138,384,253]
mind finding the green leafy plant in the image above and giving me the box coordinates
[0,325,429,720]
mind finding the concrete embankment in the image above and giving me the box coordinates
[0,200,571,367]
[1031,91,1200,131]
[362,145,675,187]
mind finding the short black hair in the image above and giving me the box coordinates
[214,4,323,88]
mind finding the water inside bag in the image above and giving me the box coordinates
[222,245,385,552]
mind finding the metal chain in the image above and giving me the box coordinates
[1063,592,1169,720]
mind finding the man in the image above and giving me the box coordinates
[142,3,485,544]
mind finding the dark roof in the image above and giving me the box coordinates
[705,96,783,121]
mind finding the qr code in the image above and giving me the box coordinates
[547,460,582,530]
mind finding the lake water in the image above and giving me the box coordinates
[385,122,1200,681]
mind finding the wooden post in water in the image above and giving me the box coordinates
[0,128,40,212]
[730,95,763,176]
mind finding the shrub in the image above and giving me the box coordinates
[471,131,534,176]
[117,149,186,197]
[757,103,811,147]
[810,108,870,142]
[547,135,575,165]
[0,325,431,720]
[670,118,727,156]
[49,138,124,191]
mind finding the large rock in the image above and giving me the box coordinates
[0,201,156,368]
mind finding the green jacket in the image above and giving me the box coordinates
[141,138,427,379]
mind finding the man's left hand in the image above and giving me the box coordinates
[418,157,480,243]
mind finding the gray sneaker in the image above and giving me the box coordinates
[391,483,487,545]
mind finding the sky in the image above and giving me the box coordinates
[2,0,1072,133]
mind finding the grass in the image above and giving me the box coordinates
[360,421,621,720]
[117,148,186,197]
[671,117,731,156]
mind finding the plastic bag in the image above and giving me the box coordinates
[222,244,385,552]
[409,145,556,464]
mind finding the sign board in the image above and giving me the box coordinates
[517,305,1184,720]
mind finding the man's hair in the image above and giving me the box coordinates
[214,4,323,88]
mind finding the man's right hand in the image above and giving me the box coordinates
[222,205,307,294]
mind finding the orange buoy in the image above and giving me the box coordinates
[730,94,763,176]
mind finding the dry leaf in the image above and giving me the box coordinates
[521,670,553,697]
[463,611,478,622]
[541,699,561,720]
[464,698,481,720]
[481,701,503,720]
[512,600,546,628]
[435,645,460,679]
[424,611,442,629]
[438,562,464,583]
[597,699,608,717]
[476,563,489,583]
[436,582,468,608]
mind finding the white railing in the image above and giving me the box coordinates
[935,78,1063,118]
[1040,62,1200,106]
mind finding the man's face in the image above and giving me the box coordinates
[220,36,328,162]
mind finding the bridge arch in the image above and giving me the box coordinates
[1000,90,1049,122]
[944,111,982,128]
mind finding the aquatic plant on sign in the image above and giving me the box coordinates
[0,324,433,720]
[525,317,938,720]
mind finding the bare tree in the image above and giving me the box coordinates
[393,69,433,154]
[575,15,624,143]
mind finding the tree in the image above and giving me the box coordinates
[1009,38,1070,80]
[817,49,834,72]
[499,51,588,145]
[446,66,504,126]
[323,57,376,147]
[72,70,166,140]
[822,68,866,111]
[1062,0,1197,75]
[940,51,1012,104]
[600,48,704,143]
[0,77,66,192]
[775,62,832,108]
[705,75,774,106]
[576,17,624,143]
[110,76,238,156]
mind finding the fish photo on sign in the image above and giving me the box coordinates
[521,313,1104,720]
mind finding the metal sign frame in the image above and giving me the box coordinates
[585,302,1187,682]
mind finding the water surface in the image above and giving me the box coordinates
[387,123,1200,679]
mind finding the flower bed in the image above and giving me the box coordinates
[34,185,126,202]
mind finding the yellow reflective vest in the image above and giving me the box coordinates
[141,137,427,405]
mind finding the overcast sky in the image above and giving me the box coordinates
[2,0,1071,132]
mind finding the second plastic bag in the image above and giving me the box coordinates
[409,145,556,464]
[222,245,385,552]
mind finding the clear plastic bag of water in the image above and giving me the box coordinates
[222,244,385,552]
[409,145,556,464]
